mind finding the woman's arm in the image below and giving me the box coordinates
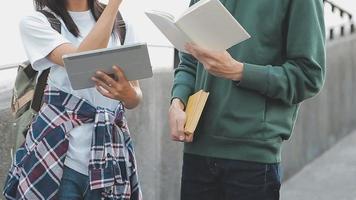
[48,0,122,66]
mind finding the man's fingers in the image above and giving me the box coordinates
[185,133,194,143]
[169,110,180,141]
[176,118,186,141]
[186,44,217,69]
[169,104,187,142]
[189,43,215,58]
[185,43,202,59]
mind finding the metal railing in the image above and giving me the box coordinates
[323,0,355,40]
[0,63,19,71]
[0,44,174,71]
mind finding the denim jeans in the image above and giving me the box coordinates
[181,153,281,200]
[58,166,103,200]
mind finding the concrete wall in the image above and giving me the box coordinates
[1,34,356,199]
[281,34,356,179]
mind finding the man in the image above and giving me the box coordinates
[169,0,325,199]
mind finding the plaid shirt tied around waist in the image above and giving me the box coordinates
[3,87,142,200]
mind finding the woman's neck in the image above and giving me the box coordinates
[67,0,89,12]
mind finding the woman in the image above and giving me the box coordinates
[3,0,143,199]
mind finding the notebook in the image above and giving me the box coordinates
[184,90,209,135]
[62,43,153,90]
[145,0,250,53]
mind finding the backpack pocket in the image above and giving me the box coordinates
[12,108,36,148]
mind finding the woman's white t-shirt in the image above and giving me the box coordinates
[19,9,139,175]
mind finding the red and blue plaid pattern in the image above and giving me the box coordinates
[3,87,142,200]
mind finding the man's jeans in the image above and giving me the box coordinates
[58,166,103,200]
[181,153,281,200]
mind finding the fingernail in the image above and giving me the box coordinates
[179,135,185,141]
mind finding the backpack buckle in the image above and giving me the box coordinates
[11,90,35,115]
[11,94,18,115]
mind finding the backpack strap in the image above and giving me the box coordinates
[31,10,61,112]
[38,10,62,33]
[116,11,126,45]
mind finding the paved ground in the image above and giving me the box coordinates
[0,109,15,194]
[281,130,356,200]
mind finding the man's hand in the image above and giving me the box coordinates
[169,98,194,143]
[185,43,244,81]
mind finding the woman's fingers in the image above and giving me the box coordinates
[95,71,117,87]
[113,66,128,82]
[92,67,133,102]
[92,76,115,94]
[95,85,115,99]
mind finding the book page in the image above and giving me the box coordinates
[185,91,200,132]
[176,0,250,51]
[193,92,209,130]
[145,11,193,52]
[176,0,210,21]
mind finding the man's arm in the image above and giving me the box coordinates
[186,0,325,106]
[169,51,198,143]
[171,52,198,106]
[169,0,199,143]
[171,0,198,106]
[237,0,326,105]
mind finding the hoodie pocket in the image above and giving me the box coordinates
[205,88,267,140]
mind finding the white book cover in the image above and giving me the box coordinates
[145,0,250,53]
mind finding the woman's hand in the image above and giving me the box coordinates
[92,66,142,109]
[185,43,244,81]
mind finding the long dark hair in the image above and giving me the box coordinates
[34,0,114,37]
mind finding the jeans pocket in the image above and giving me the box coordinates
[226,161,269,187]
[265,164,282,192]
[267,164,281,184]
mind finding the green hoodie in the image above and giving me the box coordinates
[171,0,325,163]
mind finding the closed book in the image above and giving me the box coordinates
[185,90,209,135]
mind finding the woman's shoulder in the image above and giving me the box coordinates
[19,10,53,31]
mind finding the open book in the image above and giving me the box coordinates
[145,0,250,53]
[184,90,209,135]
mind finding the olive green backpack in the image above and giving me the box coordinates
[11,10,126,147]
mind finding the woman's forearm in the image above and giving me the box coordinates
[48,0,122,66]
[78,0,121,51]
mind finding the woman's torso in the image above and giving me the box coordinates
[20,8,138,175]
